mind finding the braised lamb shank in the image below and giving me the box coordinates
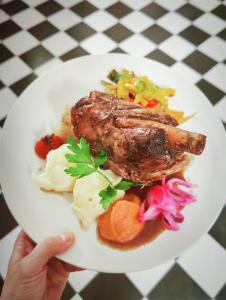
[71,91,206,182]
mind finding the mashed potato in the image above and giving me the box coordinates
[72,170,125,229]
[32,144,76,192]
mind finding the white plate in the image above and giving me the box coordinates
[0,54,226,273]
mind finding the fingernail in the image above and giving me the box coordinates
[60,232,74,243]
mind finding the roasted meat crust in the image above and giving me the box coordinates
[71,91,206,182]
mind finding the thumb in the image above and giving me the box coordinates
[22,232,75,274]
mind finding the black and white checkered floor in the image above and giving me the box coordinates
[0,0,226,299]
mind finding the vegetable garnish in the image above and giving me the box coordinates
[34,134,63,159]
[64,137,140,209]
[101,69,194,124]
[139,178,196,231]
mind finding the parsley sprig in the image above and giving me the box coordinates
[64,137,137,209]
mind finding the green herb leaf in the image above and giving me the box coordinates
[94,149,108,168]
[64,165,95,178]
[99,185,117,210]
[66,137,91,163]
[114,179,134,190]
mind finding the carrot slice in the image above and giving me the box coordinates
[123,193,141,206]
[111,200,144,243]
[98,202,116,241]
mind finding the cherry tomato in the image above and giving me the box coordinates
[34,134,63,159]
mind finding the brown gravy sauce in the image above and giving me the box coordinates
[98,171,185,250]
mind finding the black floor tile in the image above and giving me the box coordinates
[183,50,216,74]
[141,2,167,19]
[142,24,171,44]
[0,44,14,64]
[148,264,211,300]
[0,117,7,128]
[0,276,4,295]
[20,45,54,69]
[146,49,176,66]
[10,73,37,96]
[60,46,89,61]
[216,283,226,300]
[0,20,21,40]
[196,79,224,105]
[212,5,226,20]
[0,193,18,239]
[223,121,226,132]
[29,21,58,41]
[66,23,95,42]
[70,1,97,18]
[177,3,203,21]
[218,28,226,41]
[36,0,63,16]
[106,2,132,18]
[80,273,142,300]
[0,81,4,90]
[1,0,28,16]
[104,24,133,42]
[110,47,126,54]
[209,206,226,250]
[61,282,76,300]
[180,25,209,46]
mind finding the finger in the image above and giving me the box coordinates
[62,262,84,272]
[49,258,84,276]
[22,232,75,275]
[9,230,35,264]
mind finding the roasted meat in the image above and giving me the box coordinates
[71,91,206,182]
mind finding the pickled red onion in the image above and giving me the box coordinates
[138,178,196,231]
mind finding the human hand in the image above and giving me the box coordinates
[1,230,81,300]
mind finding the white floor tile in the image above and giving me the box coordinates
[54,0,82,8]
[3,31,39,56]
[88,0,117,9]
[199,36,226,62]
[81,33,116,54]
[0,227,20,278]
[190,0,219,11]
[120,34,156,56]
[69,270,98,292]
[34,58,62,76]
[22,0,47,6]
[120,11,154,33]
[42,32,77,57]
[194,13,225,35]
[126,260,175,296]
[157,12,191,34]
[178,234,226,298]
[0,88,17,120]
[204,63,226,93]
[159,35,195,61]
[214,96,226,123]
[84,10,117,32]
[155,0,185,11]
[0,57,31,86]
[48,9,81,31]
[0,10,10,24]
[12,8,45,29]
[71,294,83,300]
[171,62,202,84]
[121,0,152,10]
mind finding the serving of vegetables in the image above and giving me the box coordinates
[101,69,194,124]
